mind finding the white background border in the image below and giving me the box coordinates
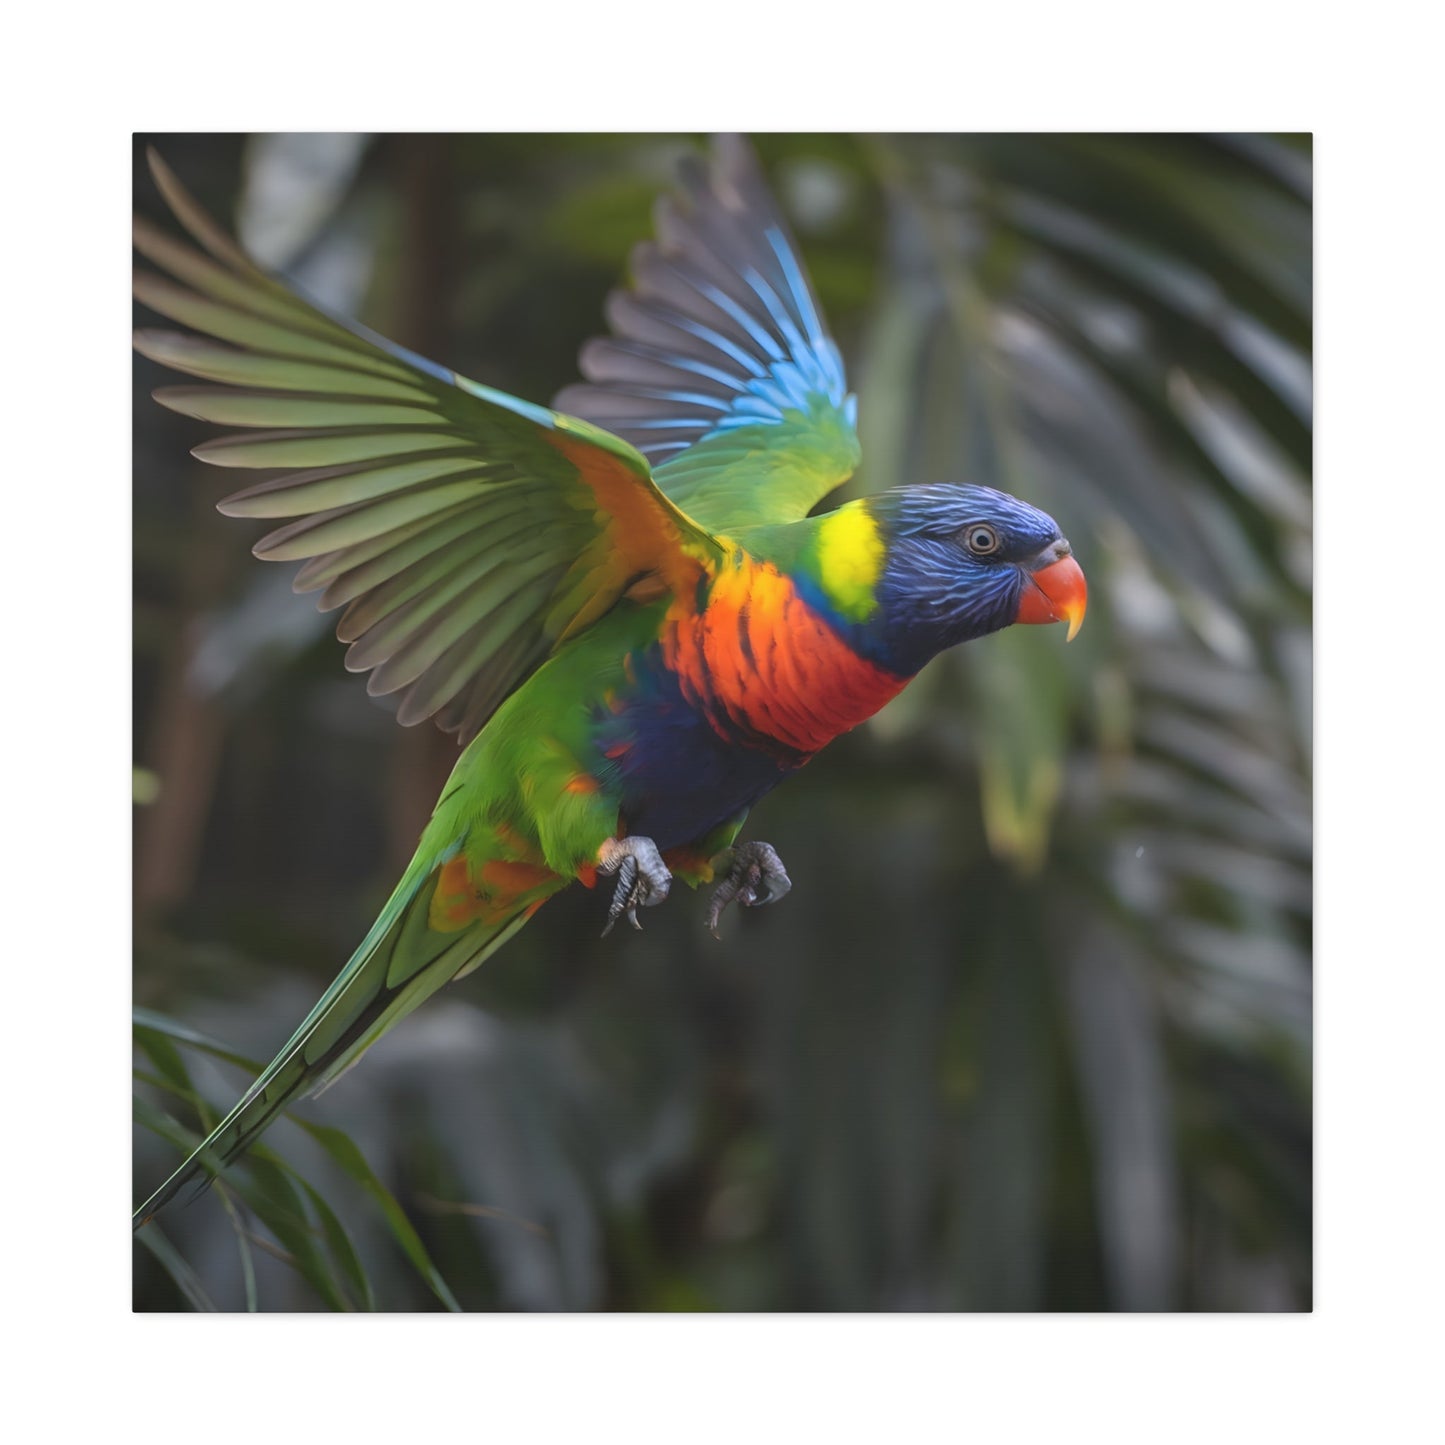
[7,0,1437,1437]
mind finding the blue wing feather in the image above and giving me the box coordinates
[553,135,860,528]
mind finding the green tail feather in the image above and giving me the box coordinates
[133,857,529,1228]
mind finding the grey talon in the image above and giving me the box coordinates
[706,841,792,938]
[598,836,672,937]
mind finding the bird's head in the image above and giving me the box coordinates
[852,483,1087,675]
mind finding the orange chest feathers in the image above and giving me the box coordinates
[659,556,907,758]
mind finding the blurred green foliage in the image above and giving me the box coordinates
[133,132,1310,1311]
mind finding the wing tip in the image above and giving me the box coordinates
[144,143,174,193]
[151,385,199,421]
[140,142,263,279]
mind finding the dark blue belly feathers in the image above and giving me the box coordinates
[592,643,799,852]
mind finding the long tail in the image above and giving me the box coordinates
[133,853,532,1227]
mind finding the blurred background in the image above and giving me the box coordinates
[133,133,1311,1312]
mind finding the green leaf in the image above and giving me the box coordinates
[136,1225,219,1312]
[968,626,1072,872]
[294,1119,462,1312]
[237,1150,354,1311]
[134,1006,459,1310]
[133,1008,265,1074]
[292,1170,375,1312]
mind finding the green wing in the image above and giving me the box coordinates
[553,134,861,535]
[134,151,720,745]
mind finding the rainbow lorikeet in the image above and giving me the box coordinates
[133,137,1086,1224]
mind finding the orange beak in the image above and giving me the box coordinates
[1015,548,1087,641]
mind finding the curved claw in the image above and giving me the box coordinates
[706,841,792,939]
[598,836,671,937]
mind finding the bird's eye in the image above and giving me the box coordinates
[963,524,1000,556]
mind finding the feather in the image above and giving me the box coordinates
[218,455,487,519]
[134,149,720,747]
[153,386,440,430]
[553,136,859,526]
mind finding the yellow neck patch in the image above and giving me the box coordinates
[814,503,884,622]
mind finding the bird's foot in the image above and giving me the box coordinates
[705,841,792,939]
[598,836,672,936]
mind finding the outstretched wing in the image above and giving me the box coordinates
[553,135,861,534]
[134,151,721,745]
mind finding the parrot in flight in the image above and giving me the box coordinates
[133,136,1086,1225]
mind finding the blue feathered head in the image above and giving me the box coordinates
[863,484,1087,674]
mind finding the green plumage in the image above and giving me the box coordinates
[131,138,864,1224]
[135,138,1069,1228]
